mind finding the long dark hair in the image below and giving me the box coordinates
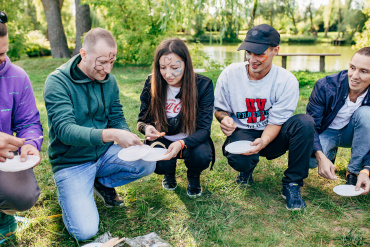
[149,38,197,135]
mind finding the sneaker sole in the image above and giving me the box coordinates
[161,180,177,191]
[187,187,202,198]
[281,194,305,211]
[93,187,124,208]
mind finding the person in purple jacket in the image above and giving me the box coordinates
[0,11,42,239]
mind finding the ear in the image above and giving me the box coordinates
[273,46,280,55]
[80,48,87,62]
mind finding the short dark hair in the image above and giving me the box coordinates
[0,11,8,37]
[0,23,7,37]
[82,28,116,53]
[354,47,370,57]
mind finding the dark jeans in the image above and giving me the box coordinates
[0,169,40,214]
[149,138,213,175]
[222,114,315,186]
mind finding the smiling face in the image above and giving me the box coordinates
[159,53,185,87]
[247,46,279,80]
[0,35,8,65]
[348,53,370,95]
[79,39,117,81]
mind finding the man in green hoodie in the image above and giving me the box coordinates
[43,28,156,241]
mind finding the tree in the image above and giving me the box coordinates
[285,0,298,34]
[247,0,258,30]
[72,0,91,55]
[323,0,334,38]
[41,0,71,58]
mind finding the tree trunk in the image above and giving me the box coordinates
[308,1,314,34]
[41,0,71,58]
[248,0,258,30]
[72,0,91,56]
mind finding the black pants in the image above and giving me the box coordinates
[222,114,315,186]
[0,169,40,214]
[149,138,213,175]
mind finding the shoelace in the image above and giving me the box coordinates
[290,186,301,200]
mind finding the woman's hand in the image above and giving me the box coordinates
[145,125,165,141]
[162,140,183,160]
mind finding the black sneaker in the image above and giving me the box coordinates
[162,174,177,191]
[346,172,358,186]
[236,170,254,186]
[93,179,124,208]
[187,172,202,198]
[282,183,306,211]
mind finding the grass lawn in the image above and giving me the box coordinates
[3,58,369,246]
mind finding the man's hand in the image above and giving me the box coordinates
[162,141,183,160]
[242,137,266,156]
[316,151,337,180]
[0,132,25,162]
[102,129,142,148]
[356,172,370,195]
[220,116,236,136]
[145,125,160,141]
[20,144,41,166]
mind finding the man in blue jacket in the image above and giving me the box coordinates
[307,47,370,194]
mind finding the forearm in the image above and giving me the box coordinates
[215,110,229,123]
[260,124,281,147]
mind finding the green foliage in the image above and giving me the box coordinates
[25,30,51,57]
[292,71,329,87]
[7,31,26,61]
[353,7,370,49]
[281,35,317,43]
[86,0,173,65]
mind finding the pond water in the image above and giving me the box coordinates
[202,43,356,72]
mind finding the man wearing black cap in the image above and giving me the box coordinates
[214,24,315,210]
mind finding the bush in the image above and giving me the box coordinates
[25,30,51,57]
[281,35,317,43]
[26,44,51,57]
[292,71,329,87]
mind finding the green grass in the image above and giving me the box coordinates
[3,58,369,246]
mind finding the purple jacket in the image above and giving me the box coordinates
[0,56,43,151]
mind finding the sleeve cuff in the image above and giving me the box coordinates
[90,129,104,145]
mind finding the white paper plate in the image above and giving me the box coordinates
[118,145,151,161]
[142,148,169,162]
[333,185,364,197]
[225,141,255,154]
[0,155,40,172]
[81,243,103,247]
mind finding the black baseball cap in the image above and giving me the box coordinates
[237,24,280,54]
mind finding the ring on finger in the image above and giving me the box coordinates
[7,152,11,159]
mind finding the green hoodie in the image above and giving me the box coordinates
[43,55,129,173]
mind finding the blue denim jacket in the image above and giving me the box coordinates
[306,70,370,165]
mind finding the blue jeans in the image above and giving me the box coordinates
[309,106,370,174]
[53,144,156,241]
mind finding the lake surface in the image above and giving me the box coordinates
[202,43,356,72]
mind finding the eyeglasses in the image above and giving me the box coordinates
[0,11,8,24]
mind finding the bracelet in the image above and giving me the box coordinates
[177,140,187,158]
[360,169,370,176]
